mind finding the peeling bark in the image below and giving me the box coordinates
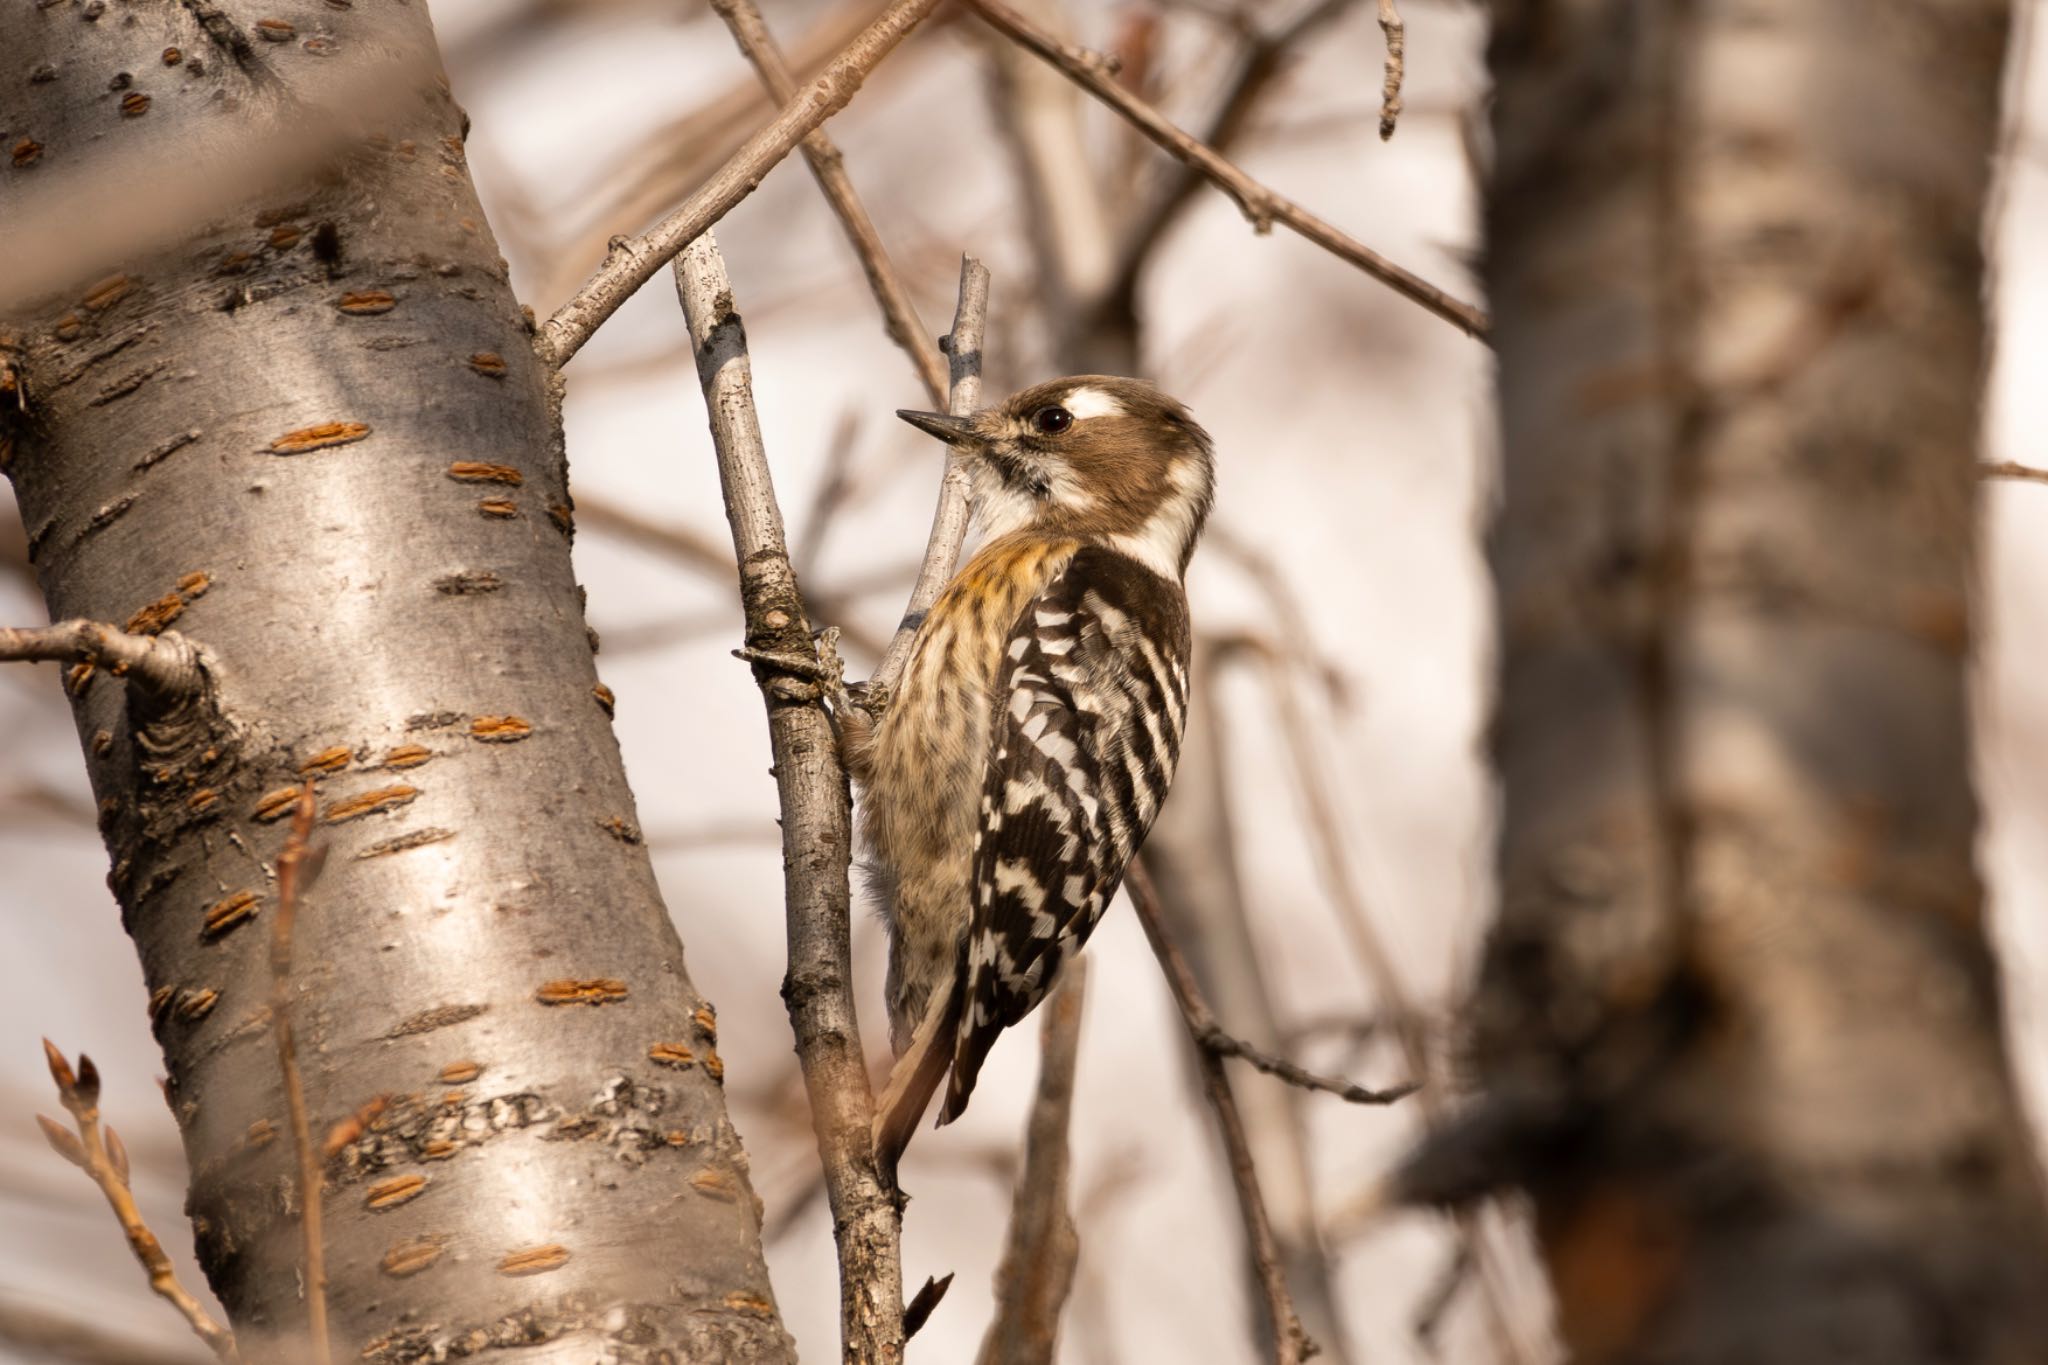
[1443,0,2048,1359]
[1,5,789,1361]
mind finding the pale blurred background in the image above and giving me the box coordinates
[2,1,2044,1360]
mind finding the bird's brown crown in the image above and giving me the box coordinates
[899,375,1215,580]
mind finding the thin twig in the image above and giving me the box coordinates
[1126,861,1315,1365]
[977,959,1088,1365]
[270,785,330,1365]
[1103,0,1358,312]
[674,229,907,1361]
[537,0,894,309]
[577,494,893,658]
[793,409,866,582]
[1376,0,1405,140]
[576,497,735,576]
[984,2,1117,325]
[1224,634,1537,1363]
[1409,1239,1475,1357]
[1195,1025,1413,1106]
[0,621,204,695]
[37,1044,238,1364]
[964,0,1488,338]
[709,0,951,405]
[538,0,946,368]
[1124,838,1411,1108]
[870,256,991,695]
[1984,460,2048,484]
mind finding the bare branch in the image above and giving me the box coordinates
[673,229,906,1360]
[538,0,946,368]
[709,0,951,405]
[793,409,867,581]
[535,0,895,310]
[1984,460,2048,484]
[269,785,330,1365]
[0,621,204,696]
[574,498,735,578]
[1376,0,1405,140]
[977,959,1088,1365]
[38,1043,238,1364]
[871,257,991,694]
[576,494,895,659]
[1220,606,1543,1365]
[1103,0,1358,316]
[1126,862,1315,1365]
[964,0,1488,338]
[1195,1024,1413,1107]
[984,1,1118,326]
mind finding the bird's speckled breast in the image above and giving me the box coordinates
[858,533,1079,1047]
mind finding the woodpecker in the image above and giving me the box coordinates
[845,375,1214,1163]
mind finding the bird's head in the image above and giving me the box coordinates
[897,375,1215,580]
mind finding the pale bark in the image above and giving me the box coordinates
[1428,0,2048,1357]
[674,231,905,1365]
[0,6,788,1361]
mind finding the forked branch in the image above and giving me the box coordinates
[539,0,946,367]
[1126,861,1316,1365]
[38,1044,238,1364]
[674,228,907,1360]
[709,0,950,405]
[964,0,1488,338]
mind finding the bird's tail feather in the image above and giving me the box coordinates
[871,982,963,1176]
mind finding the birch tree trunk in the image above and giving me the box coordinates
[0,5,790,1361]
[1465,0,2048,1357]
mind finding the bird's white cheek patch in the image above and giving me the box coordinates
[1061,387,1125,421]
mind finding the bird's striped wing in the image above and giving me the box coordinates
[940,546,1191,1121]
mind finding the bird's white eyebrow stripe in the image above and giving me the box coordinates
[1060,387,1124,421]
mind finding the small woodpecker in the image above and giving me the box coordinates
[840,375,1215,1166]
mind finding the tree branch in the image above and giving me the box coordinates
[709,0,950,406]
[538,0,946,368]
[37,1044,238,1364]
[1126,861,1315,1365]
[1101,0,1358,318]
[976,959,1088,1365]
[673,229,906,1361]
[1983,460,2048,484]
[0,621,204,696]
[963,0,1488,338]
[1194,1024,1414,1107]
[575,495,893,659]
[870,256,991,694]
[1375,0,1405,140]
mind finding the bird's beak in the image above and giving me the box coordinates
[896,409,978,446]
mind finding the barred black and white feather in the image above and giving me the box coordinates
[865,375,1213,1165]
[940,546,1192,1121]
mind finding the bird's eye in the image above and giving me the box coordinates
[1033,405,1073,435]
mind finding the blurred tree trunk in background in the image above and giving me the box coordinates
[0,5,789,1361]
[1468,0,2048,1358]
